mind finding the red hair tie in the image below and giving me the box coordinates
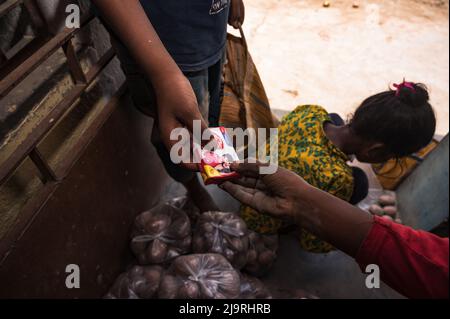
[393,79,416,96]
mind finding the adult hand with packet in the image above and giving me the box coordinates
[220,162,449,299]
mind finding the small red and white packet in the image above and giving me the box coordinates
[194,127,240,185]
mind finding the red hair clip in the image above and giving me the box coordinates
[393,79,416,96]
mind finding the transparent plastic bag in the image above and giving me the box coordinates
[104,265,164,299]
[193,212,249,269]
[169,196,201,225]
[158,254,241,299]
[130,202,192,265]
[239,273,272,299]
[245,231,279,277]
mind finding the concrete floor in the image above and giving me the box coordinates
[234,0,449,135]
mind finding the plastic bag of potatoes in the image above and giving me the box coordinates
[245,231,279,277]
[192,212,249,269]
[130,203,192,265]
[239,273,272,299]
[159,254,241,299]
[105,265,164,299]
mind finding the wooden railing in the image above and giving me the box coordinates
[0,0,126,263]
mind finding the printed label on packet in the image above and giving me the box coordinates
[194,127,240,185]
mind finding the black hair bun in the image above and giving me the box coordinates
[397,82,429,108]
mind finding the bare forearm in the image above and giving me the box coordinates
[294,186,374,257]
[93,0,181,87]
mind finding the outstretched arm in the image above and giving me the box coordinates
[93,0,209,169]
[220,163,373,256]
[220,163,449,298]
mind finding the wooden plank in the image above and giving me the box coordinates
[29,148,58,183]
[0,15,94,99]
[0,0,22,19]
[0,86,126,268]
[0,48,115,185]
[62,39,87,84]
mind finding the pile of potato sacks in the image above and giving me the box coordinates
[105,197,277,299]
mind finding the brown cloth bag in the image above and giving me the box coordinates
[219,27,278,133]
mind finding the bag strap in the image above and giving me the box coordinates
[238,25,248,53]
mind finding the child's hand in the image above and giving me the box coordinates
[156,73,211,171]
[228,0,245,29]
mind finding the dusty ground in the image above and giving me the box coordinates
[234,0,449,135]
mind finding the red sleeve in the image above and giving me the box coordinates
[356,215,449,299]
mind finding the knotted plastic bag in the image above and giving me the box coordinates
[105,265,164,299]
[158,254,241,299]
[192,212,249,269]
[130,202,191,264]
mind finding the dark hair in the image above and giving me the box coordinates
[349,82,436,157]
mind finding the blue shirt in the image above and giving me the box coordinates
[139,0,229,72]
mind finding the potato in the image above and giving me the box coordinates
[178,236,192,250]
[235,255,248,269]
[129,265,144,277]
[224,249,235,261]
[143,266,163,285]
[130,238,147,255]
[170,216,191,238]
[193,236,205,251]
[135,214,147,229]
[378,194,396,206]
[118,278,135,298]
[170,254,200,276]
[247,249,258,263]
[244,232,278,277]
[230,238,245,252]
[150,239,168,263]
[239,273,272,299]
[382,206,397,216]
[369,204,384,216]
[147,218,170,234]
[158,275,179,299]
[201,222,215,233]
[185,255,201,270]
[179,281,200,299]
[131,277,148,296]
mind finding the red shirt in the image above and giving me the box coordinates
[356,216,449,299]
